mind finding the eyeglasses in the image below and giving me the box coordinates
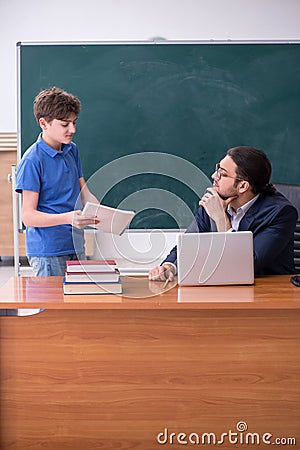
[214,163,244,182]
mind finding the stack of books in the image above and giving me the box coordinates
[63,259,122,295]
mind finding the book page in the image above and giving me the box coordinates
[82,202,135,235]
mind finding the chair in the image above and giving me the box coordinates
[275,183,300,272]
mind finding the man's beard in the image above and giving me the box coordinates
[217,191,239,202]
[217,192,228,200]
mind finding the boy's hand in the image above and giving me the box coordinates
[148,263,175,281]
[71,210,100,229]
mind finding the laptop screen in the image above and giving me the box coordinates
[177,231,254,286]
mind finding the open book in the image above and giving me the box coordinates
[82,202,135,235]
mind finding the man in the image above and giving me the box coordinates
[149,146,298,281]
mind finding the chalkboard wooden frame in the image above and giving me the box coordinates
[17,40,300,229]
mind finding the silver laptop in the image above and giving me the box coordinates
[177,231,254,286]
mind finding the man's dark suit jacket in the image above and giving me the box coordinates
[163,191,298,275]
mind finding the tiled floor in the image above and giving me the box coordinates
[0,256,33,287]
[0,257,40,316]
[0,257,16,287]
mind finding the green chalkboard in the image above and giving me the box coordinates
[18,41,300,229]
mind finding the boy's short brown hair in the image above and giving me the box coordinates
[33,87,81,123]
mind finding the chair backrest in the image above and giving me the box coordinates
[275,183,300,272]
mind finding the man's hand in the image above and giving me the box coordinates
[199,188,235,232]
[148,263,175,281]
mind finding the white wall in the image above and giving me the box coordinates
[1,0,299,132]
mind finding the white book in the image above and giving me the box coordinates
[63,279,122,295]
[82,202,135,235]
[65,269,120,283]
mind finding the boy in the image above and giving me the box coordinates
[16,87,99,276]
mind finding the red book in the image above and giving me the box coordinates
[66,260,117,273]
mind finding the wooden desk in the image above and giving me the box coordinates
[0,276,299,449]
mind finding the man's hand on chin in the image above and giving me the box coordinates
[199,188,237,231]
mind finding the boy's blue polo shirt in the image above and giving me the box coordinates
[16,135,85,257]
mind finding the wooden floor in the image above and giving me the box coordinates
[1,307,299,449]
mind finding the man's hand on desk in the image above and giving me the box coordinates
[148,279,176,295]
[148,263,176,281]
